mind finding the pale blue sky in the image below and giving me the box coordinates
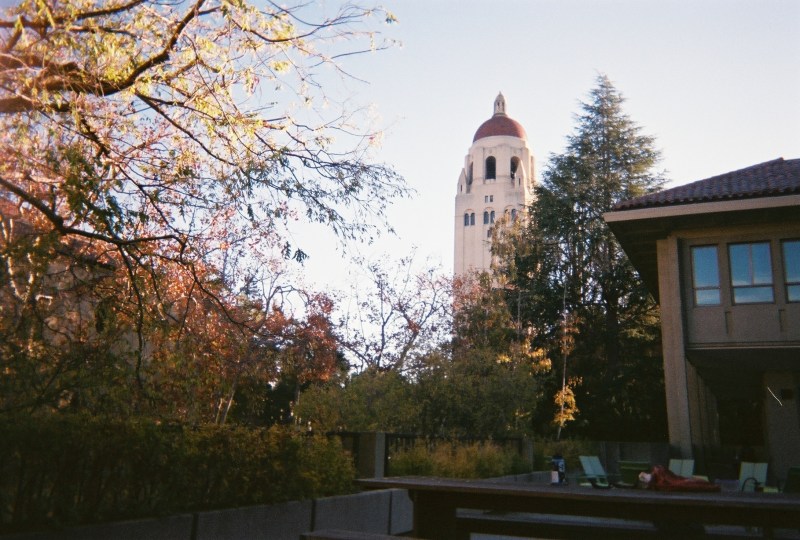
[294,0,800,292]
[4,0,795,292]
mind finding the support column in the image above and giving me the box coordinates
[356,432,386,479]
[657,237,693,457]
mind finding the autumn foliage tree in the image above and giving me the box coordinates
[0,201,133,414]
[0,0,406,419]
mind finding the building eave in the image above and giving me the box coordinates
[604,193,800,224]
[604,193,800,303]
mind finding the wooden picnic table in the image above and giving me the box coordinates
[358,476,800,539]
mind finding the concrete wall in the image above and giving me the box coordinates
[195,500,313,540]
[3,489,413,540]
[4,515,196,540]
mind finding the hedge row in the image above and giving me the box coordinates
[388,440,531,478]
[0,415,355,533]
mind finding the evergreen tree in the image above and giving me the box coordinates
[494,74,667,440]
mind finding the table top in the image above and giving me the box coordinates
[358,476,800,528]
[360,476,798,502]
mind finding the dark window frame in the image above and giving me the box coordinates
[782,239,800,302]
[728,241,774,304]
[690,245,721,306]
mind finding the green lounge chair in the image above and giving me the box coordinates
[668,458,695,477]
[738,461,768,492]
[578,455,634,488]
[579,455,610,488]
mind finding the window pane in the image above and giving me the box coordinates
[692,246,719,288]
[695,289,721,306]
[729,244,751,286]
[729,242,773,286]
[788,284,800,302]
[784,241,800,283]
[751,243,772,285]
[733,286,774,304]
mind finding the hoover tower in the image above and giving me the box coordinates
[454,93,535,275]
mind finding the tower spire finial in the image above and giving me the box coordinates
[494,92,506,115]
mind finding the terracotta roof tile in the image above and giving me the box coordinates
[613,157,800,211]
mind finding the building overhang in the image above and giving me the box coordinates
[603,194,800,302]
[686,345,800,399]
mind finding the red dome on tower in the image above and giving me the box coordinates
[472,115,527,142]
[472,92,527,142]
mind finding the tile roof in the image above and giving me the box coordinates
[613,157,800,211]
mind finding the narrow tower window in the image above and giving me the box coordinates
[483,211,489,225]
[470,213,475,225]
[464,213,469,226]
[485,156,496,180]
[510,156,520,181]
[490,211,495,223]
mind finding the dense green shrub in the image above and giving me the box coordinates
[0,415,355,533]
[386,444,435,476]
[388,440,529,478]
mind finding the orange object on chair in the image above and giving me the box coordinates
[644,465,721,493]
